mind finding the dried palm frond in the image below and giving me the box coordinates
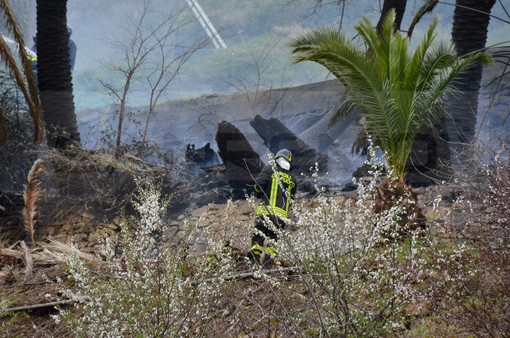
[20,240,33,278]
[42,237,99,263]
[0,240,20,256]
[0,0,43,143]
[0,241,25,264]
[0,0,40,102]
[0,237,100,266]
[22,159,45,245]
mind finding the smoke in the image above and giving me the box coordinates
[20,0,459,110]
[17,0,500,185]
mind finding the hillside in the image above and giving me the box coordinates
[77,54,510,185]
[61,0,510,109]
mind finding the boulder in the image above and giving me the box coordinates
[215,121,264,198]
[250,115,329,175]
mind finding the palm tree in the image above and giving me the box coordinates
[36,0,80,148]
[290,10,491,182]
[0,0,43,143]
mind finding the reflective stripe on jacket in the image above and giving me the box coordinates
[254,164,296,219]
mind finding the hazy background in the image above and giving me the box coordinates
[3,0,509,179]
[11,1,505,107]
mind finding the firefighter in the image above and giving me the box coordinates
[30,26,77,79]
[248,148,297,266]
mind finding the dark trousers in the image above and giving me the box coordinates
[251,214,285,247]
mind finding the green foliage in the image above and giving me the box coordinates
[290,10,492,178]
[0,289,22,335]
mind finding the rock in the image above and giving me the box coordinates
[235,201,253,215]
[191,207,206,218]
[207,203,223,211]
[250,115,330,177]
[162,226,179,241]
[334,195,347,205]
[237,215,251,222]
[215,121,264,199]
[103,223,120,230]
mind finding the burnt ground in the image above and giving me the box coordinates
[0,263,69,337]
[0,159,490,337]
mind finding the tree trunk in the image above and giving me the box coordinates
[445,0,496,165]
[376,0,407,32]
[406,121,453,187]
[36,0,80,149]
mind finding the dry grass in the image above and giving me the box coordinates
[0,237,99,267]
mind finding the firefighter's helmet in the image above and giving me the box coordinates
[275,149,292,170]
[275,149,292,162]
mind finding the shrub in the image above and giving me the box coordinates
[0,71,38,191]
[219,151,460,336]
[54,147,500,336]
[431,150,510,337]
[273,156,434,336]
[56,178,235,337]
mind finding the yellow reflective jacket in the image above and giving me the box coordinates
[254,164,297,219]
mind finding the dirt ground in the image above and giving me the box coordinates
[0,260,71,337]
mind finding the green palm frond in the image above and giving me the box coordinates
[352,129,368,156]
[291,9,492,179]
[327,99,356,128]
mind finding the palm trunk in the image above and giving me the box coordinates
[37,0,80,149]
[376,0,407,32]
[445,0,496,166]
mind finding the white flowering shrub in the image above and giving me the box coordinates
[51,146,499,336]
[428,151,510,337]
[56,178,235,337]
[270,153,435,336]
[483,153,510,240]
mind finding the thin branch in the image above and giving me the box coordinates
[199,266,300,285]
[0,300,74,314]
